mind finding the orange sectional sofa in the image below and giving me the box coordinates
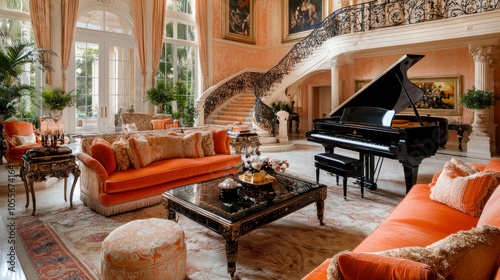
[303,158,500,280]
[76,127,242,216]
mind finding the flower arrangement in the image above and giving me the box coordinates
[237,155,289,176]
[460,86,499,109]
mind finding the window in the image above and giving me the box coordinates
[77,10,133,35]
[157,0,197,107]
[0,1,40,126]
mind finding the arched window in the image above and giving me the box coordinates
[77,10,133,35]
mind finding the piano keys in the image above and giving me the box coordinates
[306,54,448,193]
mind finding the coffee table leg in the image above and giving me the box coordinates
[225,240,238,278]
[167,209,177,221]
[316,200,325,226]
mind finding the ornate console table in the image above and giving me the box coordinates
[228,132,260,155]
[20,146,80,215]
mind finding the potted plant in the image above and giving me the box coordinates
[39,88,77,118]
[460,86,499,134]
[146,80,173,114]
[0,37,54,121]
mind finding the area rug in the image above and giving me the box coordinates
[15,184,399,280]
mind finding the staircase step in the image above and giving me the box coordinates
[259,136,278,144]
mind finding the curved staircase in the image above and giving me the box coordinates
[205,91,255,126]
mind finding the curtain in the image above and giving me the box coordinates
[61,0,79,91]
[132,0,147,89]
[195,0,209,91]
[151,0,166,87]
[29,0,51,84]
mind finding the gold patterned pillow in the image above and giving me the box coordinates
[111,136,131,171]
[123,123,138,132]
[148,134,184,161]
[187,130,215,156]
[13,133,37,145]
[328,225,500,280]
[182,132,204,158]
[127,134,153,168]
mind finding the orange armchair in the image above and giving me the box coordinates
[2,121,41,167]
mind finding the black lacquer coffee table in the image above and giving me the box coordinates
[162,172,327,277]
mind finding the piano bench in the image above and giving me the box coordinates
[314,153,364,200]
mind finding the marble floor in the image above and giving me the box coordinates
[0,133,495,279]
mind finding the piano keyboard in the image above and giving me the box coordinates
[310,133,392,152]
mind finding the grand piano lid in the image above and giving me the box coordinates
[329,54,425,117]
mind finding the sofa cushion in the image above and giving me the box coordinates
[123,123,138,132]
[478,185,500,228]
[13,133,37,146]
[331,225,500,280]
[90,138,116,175]
[187,130,216,157]
[104,154,242,194]
[127,134,154,169]
[209,127,228,154]
[148,134,184,161]
[355,184,479,253]
[111,137,131,171]
[151,119,167,130]
[182,132,204,158]
[430,162,494,217]
[7,142,40,155]
[332,252,436,280]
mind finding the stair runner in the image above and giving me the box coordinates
[205,92,255,126]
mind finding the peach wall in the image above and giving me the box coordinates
[211,0,293,84]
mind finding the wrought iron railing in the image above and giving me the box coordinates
[203,71,264,120]
[253,0,500,136]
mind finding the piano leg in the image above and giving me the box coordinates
[402,163,420,194]
[360,154,377,190]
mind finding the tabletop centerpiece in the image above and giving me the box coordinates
[236,155,289,187]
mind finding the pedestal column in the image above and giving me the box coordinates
[467,45,498,158]
[330,57,341,111]
[276,110,289,144]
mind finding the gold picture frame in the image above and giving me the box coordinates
[222,0,256,44]
[355,75,462,116]
[282,0,328,42]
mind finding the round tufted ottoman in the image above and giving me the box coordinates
[101,218,186,280]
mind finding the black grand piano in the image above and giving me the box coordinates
[306,54,448,193]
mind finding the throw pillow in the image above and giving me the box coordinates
[329,251,436,280]
[182,132,204,158]
[430,162,493,217]
[187,130,216,156]
[328,225,500,280]
[151,119,166,130]
[111,136,131,171]
[484,158,500,172]
[123,123,138,132]
[90,137,116,175]
[450,157,480,175]
[127,134,153,169]
[13,133,37,146]
[148,134,184,161]
[209,127,228,154]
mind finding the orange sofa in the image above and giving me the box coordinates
[303,158,500,280]
[76,127,242,216]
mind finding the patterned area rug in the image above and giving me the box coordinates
[15,184,399,280]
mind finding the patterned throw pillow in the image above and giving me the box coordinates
[148,134,184,161]
[430,161,494,217]
[90,137,116,175]
[127,134,153,169]
[182,132,204,158]
[111,136,131,171]
[328,225,500,280]
[123,123,138,132]
[187,130,215,156]
[151,119,167,130]
[13,133,37,146]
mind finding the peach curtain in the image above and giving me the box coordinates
[151,0,166,87]
[132,0,147,89]
[195,0,209,91]
[29,0,51,84]
[61,0,79,91]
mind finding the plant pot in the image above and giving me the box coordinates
[471,109,489,137]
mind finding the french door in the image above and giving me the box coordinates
[69,33,136,134]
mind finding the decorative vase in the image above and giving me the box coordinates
[49,110,63,119]
[471,109,489,137]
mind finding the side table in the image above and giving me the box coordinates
[20,147,81,215]
[228,133,260,155]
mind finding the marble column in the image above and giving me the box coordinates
[467,45,498,158]
[276,111,289,144]
[330,57,341,111]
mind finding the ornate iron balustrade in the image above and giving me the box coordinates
[253,0,500,136]
[203,71,264,120]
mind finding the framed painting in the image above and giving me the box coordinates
[222,0,256,44]
[282,0,327,42]
[355,75,462,116]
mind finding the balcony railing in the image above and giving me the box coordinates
[253,0,500,136]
